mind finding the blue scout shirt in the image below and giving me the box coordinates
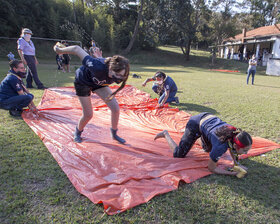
[200,116,229,162]
[17,37,36,56]
[163,76,177,93]
[0,71,24,101]
[75,56,114,87]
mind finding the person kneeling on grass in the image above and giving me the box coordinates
[0,60,38,117]
[142,71,179,107]
[154,113,252,177]
[53,43,129,144]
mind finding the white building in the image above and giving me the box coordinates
[219,24,280,76]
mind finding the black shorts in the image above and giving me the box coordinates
[74,80,105,97]
[62,54,70,65]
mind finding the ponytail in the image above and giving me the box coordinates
[215,125,239,142]
[215,125,253,148]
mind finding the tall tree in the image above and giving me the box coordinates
[123,0,144,54]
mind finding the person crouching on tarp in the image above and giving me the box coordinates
[154,113,252,177]
[142,71,179,107]
[53,43,129,144]
[0,60,38,117]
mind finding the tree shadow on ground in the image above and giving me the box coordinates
[199,154,280,211]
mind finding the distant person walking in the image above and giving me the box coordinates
[17,28,46,89]
[247,54,257,85]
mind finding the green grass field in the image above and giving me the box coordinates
[0,46,279,223]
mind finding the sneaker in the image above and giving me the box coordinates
[9,108,23,117]
[175,97,179,104]
[37,86,47,90]
[74,127,83,143]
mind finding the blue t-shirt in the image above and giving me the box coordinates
[163,76,177,93]
[17,37,36,56]
[0,72,24,101]
[200,116,229,162]
[75,56,114,87]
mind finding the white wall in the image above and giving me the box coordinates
[266,58,280,76]
[272,37,280,58]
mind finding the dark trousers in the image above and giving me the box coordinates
[24,55,44,88]
[0,94,33,110]
[174,113,209,158]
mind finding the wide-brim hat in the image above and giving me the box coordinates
[22,28,33,35]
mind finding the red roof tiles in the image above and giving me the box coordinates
[229,24,280,41]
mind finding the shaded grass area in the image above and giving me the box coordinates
[0,46,279,223]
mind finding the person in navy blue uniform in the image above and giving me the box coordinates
[142,71,179,107]
[53,43,129,144]
[0,60,38,117]
[17,28,46,89]
[154,113,253,176]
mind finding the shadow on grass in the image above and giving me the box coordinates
[177,103,218,115]
[253,84,280,89]
[202,156,280,210]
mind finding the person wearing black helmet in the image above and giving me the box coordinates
[0,60,38,117]
[142,71,179,107]
[154,113,252,177]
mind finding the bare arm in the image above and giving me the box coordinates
[18,50,27,65]
[53,45,88,61]
[158,89,169,106]
[208,159,238,176]
[142,77,155,87]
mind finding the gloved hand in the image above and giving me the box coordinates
[233,166,247,178]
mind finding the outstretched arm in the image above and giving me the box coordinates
[53,45,88,61]
[208,159,238,176]
[142,77,155,87]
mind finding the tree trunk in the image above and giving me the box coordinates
[122,0,144,55]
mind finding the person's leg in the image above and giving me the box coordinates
[246,69,251,85]
[94,87,125,144]
[155,116,201,158]
[251,70,256,84]
[152,84,159,94]
[74,96,93,142]
[25,55,44,88]
[165,90,177,103]
[24,56,33,88]
[1,94,33,110]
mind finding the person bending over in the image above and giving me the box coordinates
[154,113,252,177]
[142,71,179,107]
[53,43,129,144]
[0,60,38,117]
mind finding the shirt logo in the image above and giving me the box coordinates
[92,77,106,86]
[16,83,21,89]
[86,60,93,67]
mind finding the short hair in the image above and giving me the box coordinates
[9,60,23,69]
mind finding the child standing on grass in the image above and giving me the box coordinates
[53,43,129,144]
[154,113,252,177]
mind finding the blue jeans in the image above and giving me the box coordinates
[247,69,256,84]
[0,94,33,110]
[152,84,177,104]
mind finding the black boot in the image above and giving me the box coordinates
[74,127,83,143]
[110,128,126,144]
[9,108,23,117]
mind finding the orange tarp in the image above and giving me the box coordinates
[22,86,280,215]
